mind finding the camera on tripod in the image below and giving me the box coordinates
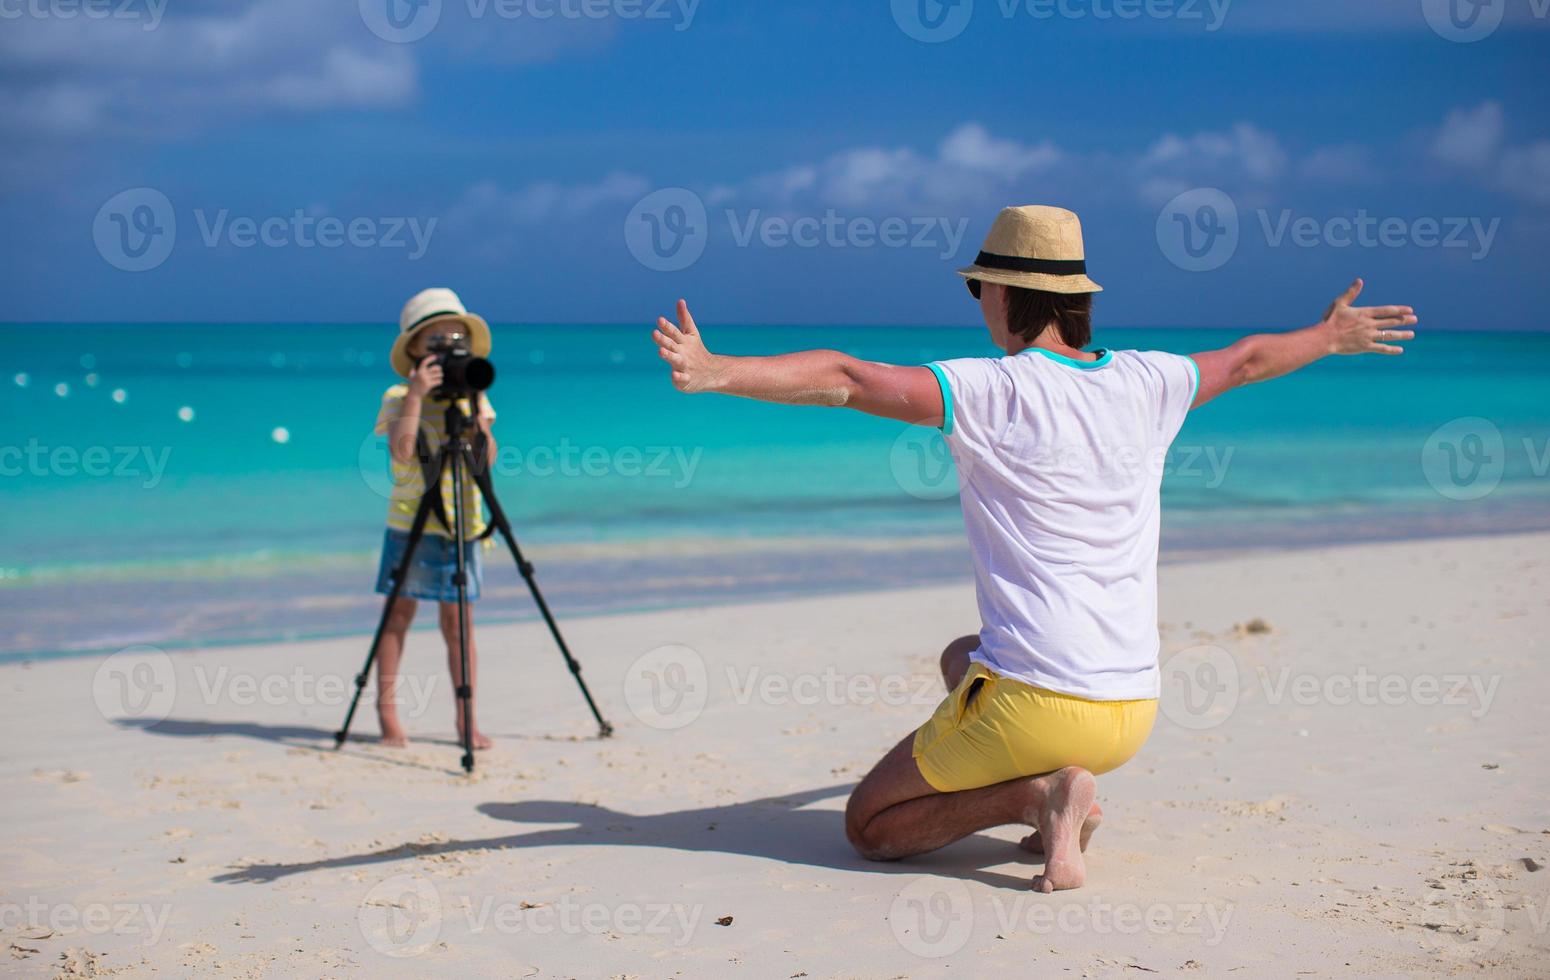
[426,332,496,398]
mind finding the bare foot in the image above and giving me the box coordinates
[1019,801,1103,856]
[1028,767,1096,893]
[377,712,409,748]
[456,722,493,751]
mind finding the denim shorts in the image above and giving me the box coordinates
[374,528,484,604]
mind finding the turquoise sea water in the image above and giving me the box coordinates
[3,324,1547,659]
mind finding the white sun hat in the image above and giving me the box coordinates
[391,287,492,378]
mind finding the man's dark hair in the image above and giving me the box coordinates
[1005,286,1094,349]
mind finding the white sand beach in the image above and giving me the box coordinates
[4,532,1548,978]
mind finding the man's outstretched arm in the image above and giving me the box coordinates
[653,299,947,427]
[1191,279,1418,408]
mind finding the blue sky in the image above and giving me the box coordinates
[2,0,1547,329]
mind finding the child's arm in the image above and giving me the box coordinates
[653,300,946,427]
[1190,279,1417,408]
[387,356,443,464]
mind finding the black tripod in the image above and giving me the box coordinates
[337,396,613,772]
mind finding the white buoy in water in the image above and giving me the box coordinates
[178,406,195,422]
[271,426,291,444]
[112,388,128,404]
[13,373,28,387]
[54,383,69,397]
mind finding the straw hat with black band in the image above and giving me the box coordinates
[957,205,1103,295]
[391,287,492,378]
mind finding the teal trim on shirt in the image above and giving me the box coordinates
[925,362,954,435]
[1019,347,1113,370]
[1184,354,1201,405]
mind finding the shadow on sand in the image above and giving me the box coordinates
[118,716,1036,889]
[116,716,604,774]
[209,783,1035,889]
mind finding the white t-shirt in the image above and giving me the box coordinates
[927,347,1199,701]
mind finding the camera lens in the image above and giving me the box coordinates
[457,356,495,392]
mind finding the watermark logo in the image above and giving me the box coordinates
[894,0,1232,42]
[360,874,443,957]
[1422,417,1505,501]
[891,0,975,43]
[0,0,167,29]
[93,188,176,273]
[0,899,172,946]
[1156,187,1239,272]
[623,644,709,730]
[360,0,443,42]
[1159,189,1502,271]
[1258,210,1500,261]
[1259,667,1500,720]
[1414,878,1508,955]
[625,187,971,271]
[93,190,436,272]
[92,645,177,723]
[357,426,705,501]
[625,187,709,272]
[889,425,960,501]
[1159,644,1239,731]
[0,440,172,488]
[890,876,974,958]
[1421,0,1507,42]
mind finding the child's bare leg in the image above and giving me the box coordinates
[439,600,492,750]
[376,597,417,747]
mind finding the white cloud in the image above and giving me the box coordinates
[451,173,653,226]
[1428,101,1549,206]
[0,0,418,139]
[1430,102,1506,171]
[1297,144,1380,184]
[435,104,1550,260]
[1498,141,1550,206]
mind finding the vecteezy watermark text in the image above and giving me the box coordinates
[0,440,170,488]
[0,0,166,29]
[359,0,700,43]
[358,874,703,958]
[93,188,438,272]
[625,188,970,272]
[1156,188,1503,272]
[0,899,172,946]
[891,0,1233,44]
[889,876,1235,958]
[192,211,436,260]
[1160,644,1504,730]
[359,430,705,501]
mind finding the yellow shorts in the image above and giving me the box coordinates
[912,662,1158,793]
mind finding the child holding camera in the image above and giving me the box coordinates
[371,288,497,749]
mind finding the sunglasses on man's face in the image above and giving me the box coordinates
[966,279,982,301]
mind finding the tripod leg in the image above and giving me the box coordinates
[449,438,476,773]
[463,442,614,737]
[336,448,448,748]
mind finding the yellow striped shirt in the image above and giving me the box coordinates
[374,385,496,539]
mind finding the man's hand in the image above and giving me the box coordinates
[1320,278,1418,356]
[654,299,726,393]
[1191,278,1419,407]
[407,355,443,399]
[649,297,945,424]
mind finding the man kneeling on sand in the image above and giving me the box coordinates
[651,205,1417,890]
